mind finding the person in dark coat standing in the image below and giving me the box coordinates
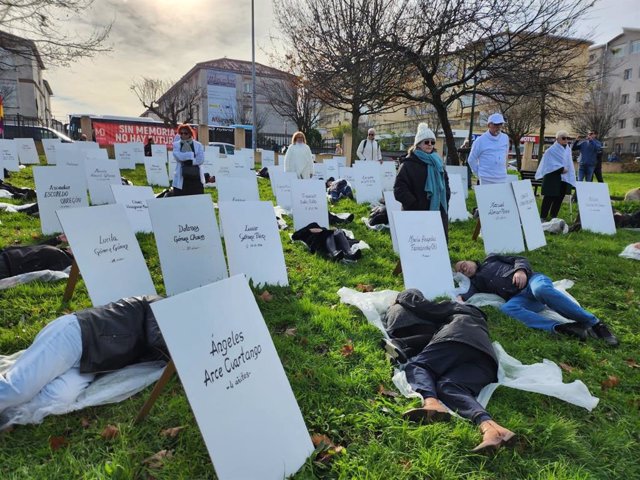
[383,289,515,453]
[393,123,450,240]
[144,137,154,157]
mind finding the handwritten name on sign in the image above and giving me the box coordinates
[584,195,607,211]
[94,233,130,263]
[488,201,510,220]
[239,225,266,248]
[204,330,263,391]
[173,223,206,249]
[408,234,439,257]
[300,192,320,211]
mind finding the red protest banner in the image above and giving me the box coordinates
[92,121,196,147]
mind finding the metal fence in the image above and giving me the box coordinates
[258,132,342,155]
[3,114,66,134]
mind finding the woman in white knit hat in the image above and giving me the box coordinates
[393,123,450,240]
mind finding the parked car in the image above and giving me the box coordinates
[208,142,235,156]
[3,124,74,142]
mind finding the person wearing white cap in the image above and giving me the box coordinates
[393,123,450,240]
[356,128,383,162]
[467,113,510,184]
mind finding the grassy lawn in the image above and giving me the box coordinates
[1,161,639,479]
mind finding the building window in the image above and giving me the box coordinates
[637,92,640,103]
[243,83,252,93]
[618,119,626,129]
[588,53,595,62]
[631,143,638,154]
[634,118,640,128]
[611,45,625,57]
[615,143,622,153]
[622,93,630,104]
[624,68,632,80]
[632,40,640,54]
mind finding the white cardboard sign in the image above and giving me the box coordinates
[113,143,138,169]
[333,156,347,167]
[353,162,382,204]
[41,139,60,165]
[339,166,356,185]
[0,139,19,172]
[474,183,525,254]
[446,165,469,198]
[150,275,313,480]
[393,210,455,299]
[84,149,109,162]
[131,142,145,164]
[575,182,616,235]
[511,180,546,250]
[15,138,40,165]
[219,201,289,287]
[323,158,339,180]
[202,149,220,177]
[33,166,89,234]
[261,149,275,167]
[56,143,86,170]
[110,185,156,233]
[216,176,259,203]
[270,171,297,210]
[148,195,228,295]
[291,179,329,230]
[57,204,156,306]
[447,174,469,222]
[85,160,121,205]
[144,157,170,187]
[383,191,402,254]
[236,149,255,169]
[151,144,167,159]
[312,162,325,180]
[380,161,397,192]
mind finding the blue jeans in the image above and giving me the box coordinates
[578,163,595,182]
[0,314,94,413]
[500,274,599,332]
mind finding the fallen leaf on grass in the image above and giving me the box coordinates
[81,417,91,429]
[160,426,184,438]
[311,433,334,448]
[377,384,399,398]
[49,435,68,451]
[283,327,297,337]
[400,459,412,470]
[601,375,620,391]
[259,291,273,302]
[100,424,120,440]
[625,358,640,369]
[559,363,575,373]
[356,284,374,292]
[340,342,354,357]
[143,449,173,469]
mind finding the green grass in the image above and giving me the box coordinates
[1,163,639,479]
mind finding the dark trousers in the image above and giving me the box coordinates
[540,195,564,219]
[172,178,204,196]
[592,160,604,183]
[404,341,496,425]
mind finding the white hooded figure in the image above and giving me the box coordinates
[283,131,313,179]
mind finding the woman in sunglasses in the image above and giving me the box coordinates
[535,130,576,221]
[171,124,205,196]
[393,123,450,240]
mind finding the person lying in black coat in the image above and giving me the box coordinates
[0,240,73,280]
[382,289,515,453]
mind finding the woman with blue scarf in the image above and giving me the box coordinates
[394,123,451,240]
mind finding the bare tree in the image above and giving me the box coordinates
[272,0,406,160]
[130,78,203,128]
[383,0,595,164]
[260,65,321,138]
[0,1,111,68]
[571,87,626,141]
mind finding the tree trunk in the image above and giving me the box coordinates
[537,93,547,159]
[350,111,361,162]
[513,140,522,171]
[433,99,459,165]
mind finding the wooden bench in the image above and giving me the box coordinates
[519,170,542,195]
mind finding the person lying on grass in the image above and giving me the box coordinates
[0,235,72,280]
[382,289,515,453]
[0,296,168,427]
[454,255,619,347]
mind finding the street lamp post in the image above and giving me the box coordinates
[251,0,257,153]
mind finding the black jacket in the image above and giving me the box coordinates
[1,245,73,277]
[385,289,497,366]
[461,255,533,302]
[393,152,450,212]
[76,296,169,373]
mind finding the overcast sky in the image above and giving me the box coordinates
[45,0,640,121]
